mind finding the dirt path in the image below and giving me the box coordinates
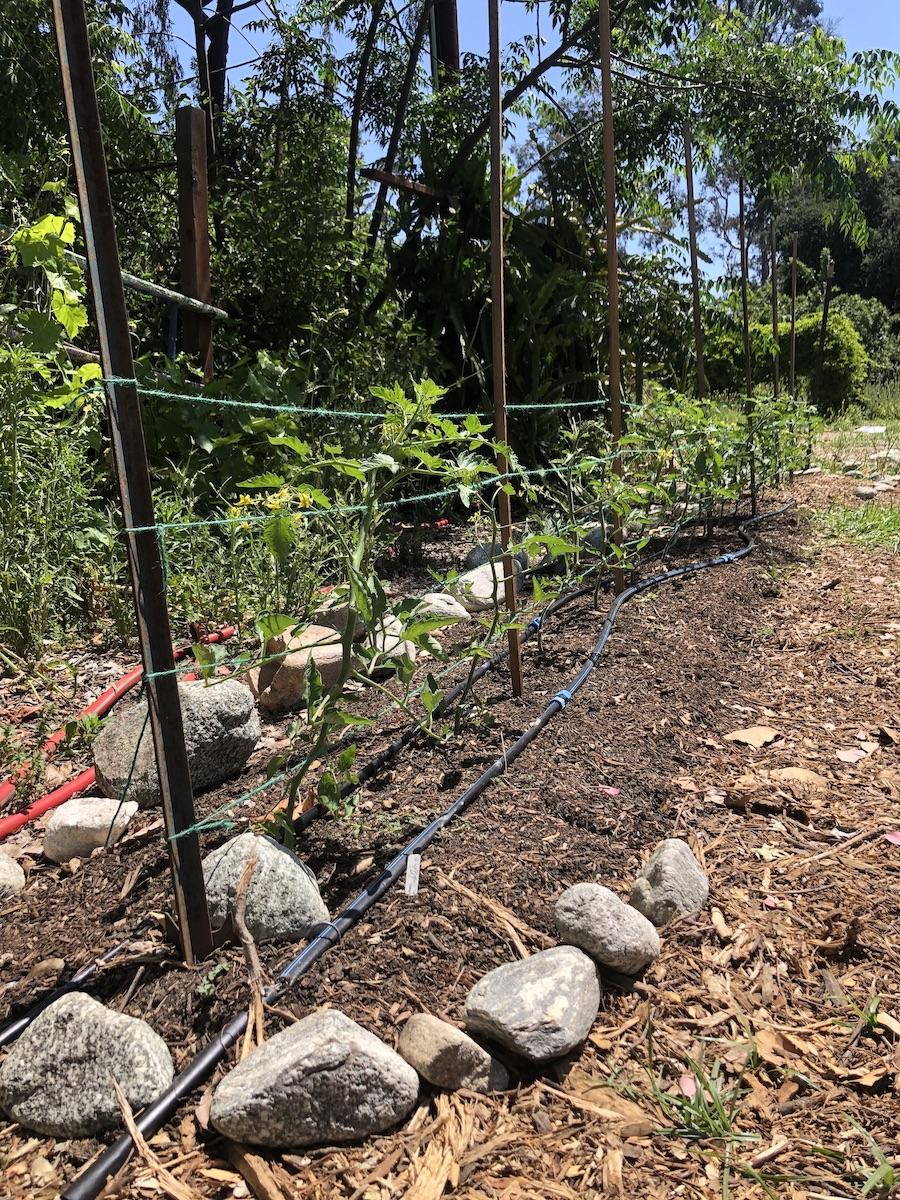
[2,477,899,1199]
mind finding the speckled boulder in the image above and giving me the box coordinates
[0,992,173,1136]
[630,838,709,926]
[93,679,259,808]
[555,883,660,974]
[203,832,329,943]
[210,1009,419,1147]
[464,946,599,1063]
[463,543,529,573]
[413,593,470,622]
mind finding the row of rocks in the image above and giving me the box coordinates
[0,996,498,1145]
[462,839,709,1064]
[0,839,709,1144]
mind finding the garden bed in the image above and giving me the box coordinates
[2,477,900,1197]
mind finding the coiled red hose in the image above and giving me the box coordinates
[0,627,236,840]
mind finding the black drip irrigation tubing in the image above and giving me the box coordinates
[60,503,790,1200]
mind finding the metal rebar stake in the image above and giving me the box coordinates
[51,0,214,965]
[738,175,757,515]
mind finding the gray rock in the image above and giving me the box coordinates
[464,542,529,573]
[554,883,660,975]
[210,1008,418,1147]
[397,1014,507,1093]
[449,560,524,613]
[0,992,173,1137]
[854,485,877,500]
[0,853,25,897]
[414,592,470,622]
[93,679,260,808]
[203,832,329,943]
[43,795,139,864]
[630,838,709,926]
[463,946,599,1063]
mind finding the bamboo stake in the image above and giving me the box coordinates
[770,220,779,399]
[738,175,757,515]
[683,122,705,397]
[598,0,626,593]
[488,0,524,698]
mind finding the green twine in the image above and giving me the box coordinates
[101,377,607,419]
[101,378,473,422]
[123,462,620,535]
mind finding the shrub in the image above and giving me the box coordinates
[704,311,868,412]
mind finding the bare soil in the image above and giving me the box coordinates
[2,474,899,1199]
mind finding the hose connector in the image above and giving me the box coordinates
[552,688,574,710]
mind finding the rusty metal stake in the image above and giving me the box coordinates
[770,220,780,399]
[738,176,757,515]
[52,0,214,965]
[488,0,524,699]
[683,122,705,398]
[176,106,214,379]
[598,0,626,592]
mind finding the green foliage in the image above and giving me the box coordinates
[195,960,229,1000]
[0,351,120,653]
[705,309,868,411]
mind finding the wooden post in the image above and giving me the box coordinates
[488,0,524,699]
[683,123,705,398]
[598,0,626,592]
[770,221,780,399]
[52,0,214,965]
[738,176,757,515]
[789,231,798,398]
[175,106,213,379]
[815,256,834,410]
[433,0,460,82]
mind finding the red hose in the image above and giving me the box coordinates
[0,627,237,840]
